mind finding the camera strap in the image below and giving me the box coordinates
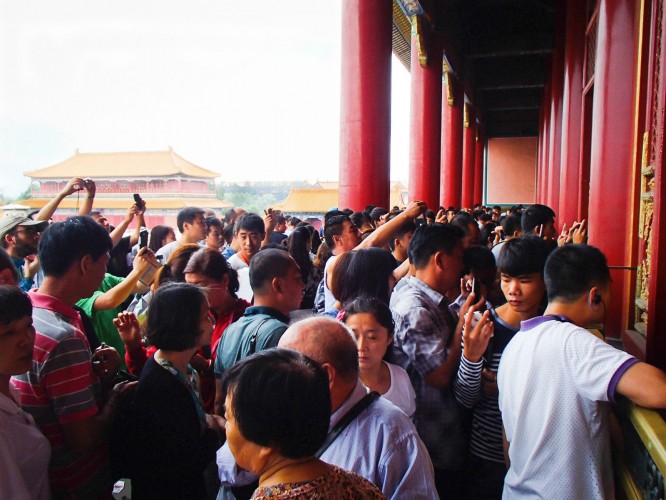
[315,391,380,458]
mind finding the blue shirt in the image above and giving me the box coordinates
[216,380,437,499]
[11,256,33,292]
[390,276,468,470]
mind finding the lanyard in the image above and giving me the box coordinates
[157,358,207,426]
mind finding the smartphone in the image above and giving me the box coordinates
[139,230,148,249]
[133,193,146,211]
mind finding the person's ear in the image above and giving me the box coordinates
[587,287,601,310]
[271,276,283,295]
[320,362,336,389]
[79,254,93,275]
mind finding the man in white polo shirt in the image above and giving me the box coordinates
[498,244,666,499]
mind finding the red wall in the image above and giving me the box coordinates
[486,137,538,205]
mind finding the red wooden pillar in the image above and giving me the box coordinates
[409,21,443,210]
[473,125,484,205]
[461,104,476,210]
[539,79,552,204]
[440,72,464,209]
[339,0,392,211]
[558,0,586,226]
[587,0,638,337]
[546,8,566,220]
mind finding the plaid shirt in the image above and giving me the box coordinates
[390,277,468,470]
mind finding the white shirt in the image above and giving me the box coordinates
[323,254,339,311]
[0,385,51,500]
[382,361,416,419]
[227,254,253,301]
[498,316,637,499]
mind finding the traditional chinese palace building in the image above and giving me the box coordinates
[21,148,231,228]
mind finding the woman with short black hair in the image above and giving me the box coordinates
[125,282,223,499]
[223,349,384,499]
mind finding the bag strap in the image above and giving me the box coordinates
[315,391,380,458]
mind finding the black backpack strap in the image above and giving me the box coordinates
[315,391,380,458]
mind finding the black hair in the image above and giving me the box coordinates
[176,207,205,233]
[323,211,352,248]
[204,216,223,235]
[408,223,464,269]
[463,245,498,290]
[521,204,556,234]
[289,217,303,226]
[364,205,375,215]
[331,248,397,307]
[249,248,297,294]
[183,247,239,297]
[275,215,286,225]
[425,209,436,220]
[148,225,175,254]
[145,282,208,351]
[39,216,112,278]
[369,207,388,222]
[501,215,523,237]
[223,349,330,459]
[498,236,551,278]
[0,286,32,324]
[544,244,611,303]
[450,213,476,234]
[0,247,19,283]
[287,226,313,284]
[473,209,486,221]
[388,217,416,251]
[234,213,265,237]
[343,296,395,336]
[222,223,234,245]
[350,211,373,230]
[479,222,498,247]
[224,208,237,224]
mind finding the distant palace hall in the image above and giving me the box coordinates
[21,148,231,228]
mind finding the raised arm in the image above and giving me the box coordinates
[34,177,86,221]
[109,203,139,248]
[90,248,156,311]
[358,201,426,250]
[78,179,96,215]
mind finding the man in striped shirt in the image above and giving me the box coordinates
[12,216,134,498]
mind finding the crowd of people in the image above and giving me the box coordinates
[2,176,666,499]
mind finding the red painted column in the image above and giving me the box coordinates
[546,9,565,219]
[558,0,586,226]
[588,0,638,337]
[440,72,464,209]
[409,23,443,210]
[339,0,392,211]
[473,126,484,205]
[539,80,552,204]
[461,104,476,210]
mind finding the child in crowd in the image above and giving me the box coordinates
[454,236,550,499]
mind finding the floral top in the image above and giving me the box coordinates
[252,465,385,499]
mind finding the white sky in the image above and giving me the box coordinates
[0,0,411,199]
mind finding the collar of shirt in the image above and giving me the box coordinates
[28,289,84,331]
[243,305,290,325]
[521,314,573,331]
[408,276,448,308]
[0,385,22,416]
[329,379,368,431]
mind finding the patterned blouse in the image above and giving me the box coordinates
[251,465,385,499]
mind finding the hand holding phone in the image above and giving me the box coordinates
[133,193,146,211]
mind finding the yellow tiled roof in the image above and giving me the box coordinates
[276,189,339,213]
[276,184,408,214]
[25,149,220,179]
[19,197,232,210]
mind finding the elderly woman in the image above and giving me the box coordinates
[124,282,223,499]
[223,349,385,498]
[0,286,51,499]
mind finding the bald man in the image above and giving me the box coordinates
[216,317,437,500]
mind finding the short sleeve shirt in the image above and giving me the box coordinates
[497,316,637,499]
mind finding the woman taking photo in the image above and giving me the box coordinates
[223,349,384,498]
[124,282,223,499]
[342,296,416,419]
